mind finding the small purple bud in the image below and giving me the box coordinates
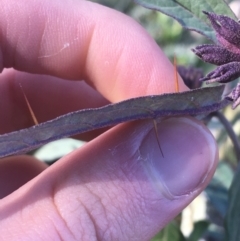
[192,44,240,65]
[177,66,203,89]
[226,83,240,109]
[200,62,240,84]
[203,11,240,54]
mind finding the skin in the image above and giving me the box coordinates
[0,0,218,240]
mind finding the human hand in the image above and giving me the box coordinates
[0,0,218,240]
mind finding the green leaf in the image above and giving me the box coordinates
[134,0,237,42]
[205,181,228,219]
[225,164,240,241]
[0,85,228,158]
[205,162,232,219]
[151,221,186,241]
[188,220,209,241]
[213,162,234,189]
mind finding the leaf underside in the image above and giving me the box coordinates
[0,85,229,158]
[134,0,237,42]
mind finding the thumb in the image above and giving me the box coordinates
[0,117,218,241]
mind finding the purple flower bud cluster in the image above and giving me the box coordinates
[192,11,240,108]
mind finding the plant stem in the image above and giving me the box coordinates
[210,111,240,162]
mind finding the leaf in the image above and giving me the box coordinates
[188,220,209,241]
[213,162,234,190]
[205,180,228,219]
[205,162,233,220]
[134,0,237,42]
[225,164,240,241]
[0,85,229,158]
[151,221,186,241]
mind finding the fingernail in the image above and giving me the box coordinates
[139,117,217,198]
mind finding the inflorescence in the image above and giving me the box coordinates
[192,11,240,109]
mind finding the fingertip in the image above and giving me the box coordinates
[0,0,188,103]
[140,117,218,198]
[83,2,188,101]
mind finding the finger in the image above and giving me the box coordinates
[0,117,218,240]
[0,155,47,199]
[0,0,188,104]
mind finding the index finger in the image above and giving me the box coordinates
[0,0,188,103]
